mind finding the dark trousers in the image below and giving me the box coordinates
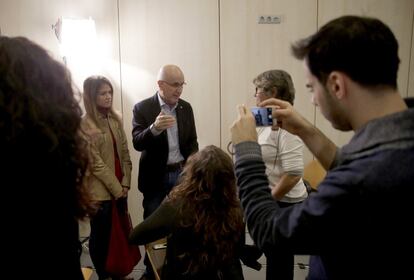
[89,200,112,280]
[265,201,301,280]
[142,169,182,277]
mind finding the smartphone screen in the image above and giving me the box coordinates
[251,107,273,126]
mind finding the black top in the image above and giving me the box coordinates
[129,199,262,280]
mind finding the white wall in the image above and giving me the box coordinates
[219,0,318,165]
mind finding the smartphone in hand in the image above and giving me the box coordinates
[250,107,273,126]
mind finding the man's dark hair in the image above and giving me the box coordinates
[291,15,400,89]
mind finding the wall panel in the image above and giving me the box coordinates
[220,0,317,164]
[409,15,414,98]
[118,0,220,224]
[0,0,121,98]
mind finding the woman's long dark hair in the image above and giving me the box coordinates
[168,145,245,272]
[0,36,95,219]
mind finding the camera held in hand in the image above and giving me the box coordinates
[251,107,273,126]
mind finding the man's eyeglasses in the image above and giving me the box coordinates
[162,81,187,89]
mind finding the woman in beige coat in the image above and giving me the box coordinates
[82,76,133,280]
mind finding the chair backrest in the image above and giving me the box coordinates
[81,267,93,280]
[303,159,326,191]
[145,238,167,280]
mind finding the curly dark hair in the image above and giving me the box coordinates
[167,145,245,273]
[0,36,95,219]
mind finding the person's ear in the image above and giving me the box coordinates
[327,71,346,100]
[271,87,278,98]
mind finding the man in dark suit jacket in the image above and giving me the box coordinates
[132,64,198,280]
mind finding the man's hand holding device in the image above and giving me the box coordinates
[250,107,274,126]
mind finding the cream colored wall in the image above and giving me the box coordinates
[219,0,318,164]
[0,0,121,98]
[409,17,414,98]
[1,0,413,227]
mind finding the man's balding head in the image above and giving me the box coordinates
[157,64,186,106]
[157,64,184,82]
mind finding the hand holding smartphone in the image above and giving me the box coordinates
[250,107,273,126]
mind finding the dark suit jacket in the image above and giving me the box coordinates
[132,93,198,193]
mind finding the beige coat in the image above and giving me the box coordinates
[81,113,132,201]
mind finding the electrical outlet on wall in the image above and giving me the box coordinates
[258,15,282,24]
